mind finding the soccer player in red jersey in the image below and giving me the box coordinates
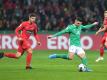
[96,11,107,62]
[0,13,41,69]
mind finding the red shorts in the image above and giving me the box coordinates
[101,35,107,47]
[17,39,31,54]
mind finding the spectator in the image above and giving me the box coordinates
[1,0,107,31]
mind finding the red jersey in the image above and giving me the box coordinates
[15,21,39,41]
[103,18,107,35]
[104,18,107,25]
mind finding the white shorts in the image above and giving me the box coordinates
[69,45,85,55]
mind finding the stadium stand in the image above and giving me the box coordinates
[0,0,107,31]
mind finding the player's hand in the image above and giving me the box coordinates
[37,42,41,46]
[99,27,102,30]
[47,35,53,39]
[92,22,99,25]
[95,31,99,36]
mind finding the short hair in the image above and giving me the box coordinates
[76,17,83,22]
[29,13,36,17]
[104,11,107,13]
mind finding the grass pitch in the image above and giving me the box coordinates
[0,50,107,80]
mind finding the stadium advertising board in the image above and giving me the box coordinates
[0,34,102,50]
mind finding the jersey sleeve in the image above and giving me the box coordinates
[81,24,94,29]
[52,25,72,37]
[15,22,24,37]
[34,24,40,42]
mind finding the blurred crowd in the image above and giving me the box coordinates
[0,0,107,31]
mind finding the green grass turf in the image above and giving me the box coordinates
[0,50,107,80]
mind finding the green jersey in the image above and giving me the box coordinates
[52,24,94,47]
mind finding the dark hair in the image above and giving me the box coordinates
[76,17,83,22]
[105,11,107,13]
[29,13,36,17]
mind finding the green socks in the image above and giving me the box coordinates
[81,57,88,66]
[54,54,88,66]
[56,54,69,59]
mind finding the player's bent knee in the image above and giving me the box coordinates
[16,52,22,59]
[68,52,74,60]
[78,53,85,58]
[27,48,32,53]
[27,50,32,53]
[68,56,73,60]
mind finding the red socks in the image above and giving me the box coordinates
[100,47,104,57]
[26,53,32,67]
[4,53,17,58]
[4,52,32,67]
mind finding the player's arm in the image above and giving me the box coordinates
[96,25,107,35]
[81,22,98,29]
[48,25,71,39]
[15,23,24,40]
[34,26,41,46]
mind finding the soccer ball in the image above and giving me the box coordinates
[78,64,86,72]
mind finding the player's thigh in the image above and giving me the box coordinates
[16,40,25,57]
[68,45,76,59]
[76,47,86,58]
[26,48,32,53]
[101,36,106,46]
[78,53,86,59]
[104,36,107,47]
[22,39,31,50]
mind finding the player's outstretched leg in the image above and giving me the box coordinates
[49,54,57,59]
[0,52,20,59]
[3,51,23,59]
[96,46,104,62]
[0,52,4,59]
[49,54,69,59]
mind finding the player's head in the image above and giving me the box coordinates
[29,13,36,23]
[74,17,83,26]
[104,11,107,18]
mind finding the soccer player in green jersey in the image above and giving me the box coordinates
[48,18,98,72]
